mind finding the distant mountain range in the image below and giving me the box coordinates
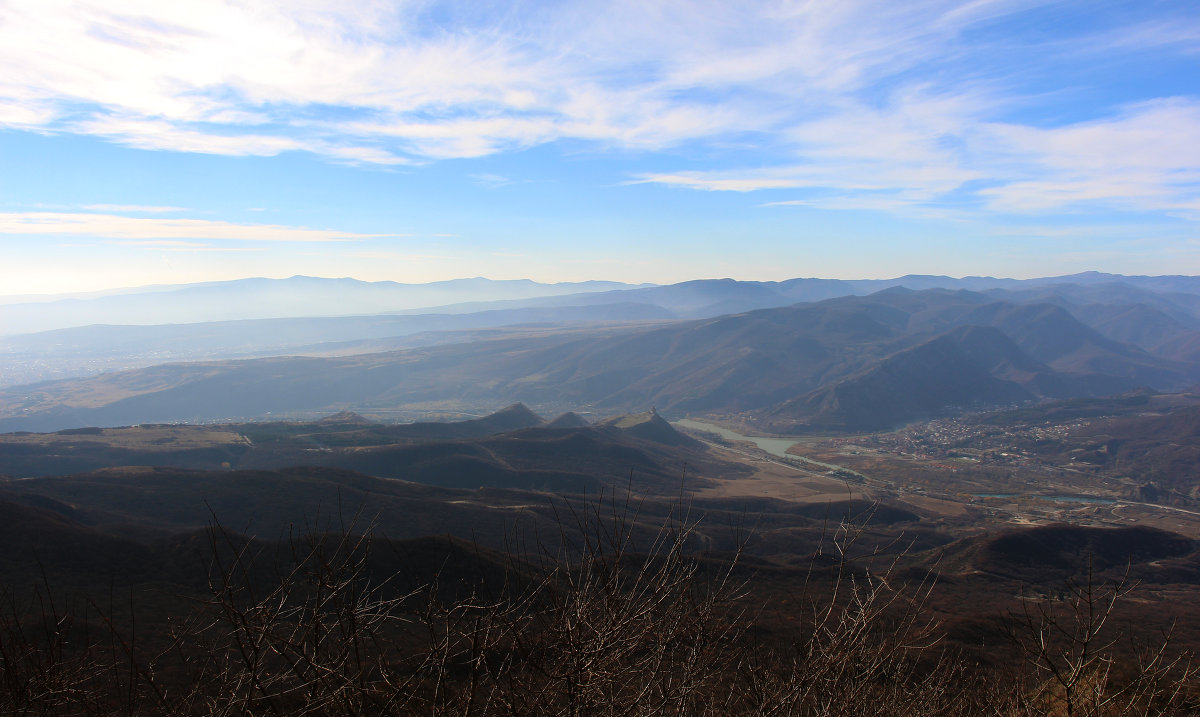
[387,272,1200,319]
[0,303,673,387]
[6,271,1200,336]
[6,272,1200,389]
[0,275,654,335]
[4,281,1200,433]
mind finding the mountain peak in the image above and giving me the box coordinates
[548,411,590,428]
[317,410,375,425]
[474,403,545,431]
[600,410,698,447]
[492,402,540,419]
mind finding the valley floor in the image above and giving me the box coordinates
[675,412,1200,540]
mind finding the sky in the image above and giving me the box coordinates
[0,0,1198,295]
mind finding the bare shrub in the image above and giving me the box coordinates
[1008,562,1198,716]
[5,494,1199,716]
[727,507,977,716]
[475,495,750,715]
[0,583,102,716]
[167,521,418,716]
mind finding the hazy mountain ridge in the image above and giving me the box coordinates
[4,286,1198,433]
[416,273,1200,321]
[7,273,1200,391]
[0,275,654,335]
[0,302,673,357]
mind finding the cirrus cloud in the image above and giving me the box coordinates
[0,0,1196,220]
[0,212,395,243]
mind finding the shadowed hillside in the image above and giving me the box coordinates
[771,327,1038,432]
[0,407,741,495]
[926,524,1200,599]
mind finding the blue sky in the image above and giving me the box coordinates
[0,0,1197,295]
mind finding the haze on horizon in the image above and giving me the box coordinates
[1,0,1198,295]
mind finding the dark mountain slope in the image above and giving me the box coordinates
[548,411,589,428]
[598,410,701,448]
[0,466,536,543]
[0,495,530,609]
[0,500,159,585]
[0,453,727,559]
[1158,331,1200,364]
[985,282,1200,328]
[236,419,718,494]
[0,431,251,478]
[317,410,375,425]
[502,295,927,415]
[0,405,541,477]
[0,408,732,492]
[932,523,1198,586]
[366,402,546,440]
[961,302,1193,387]
[771,326,1037,432]
[1068,303,1200,363]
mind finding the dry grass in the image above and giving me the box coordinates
[0,425,248,449]
[1,496,1197,715]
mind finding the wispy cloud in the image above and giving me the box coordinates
[0,212,391,242]
[0,0,1196,221]
[73,116,307,157]
[84,204,187,213]
[342,250,450,261]
[0,1,1025,160]
[975,99,1200,216]
[640,94,1200,217]
[470,173,517,188]
[105,239,265,252]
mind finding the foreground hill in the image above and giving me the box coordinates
[5,466,1200,659]
[2,289,1197,433]
[0,405,732,494]
[9,445,1197,596]
[931,523,1200,586]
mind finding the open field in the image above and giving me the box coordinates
[677,407,1200,540]
[0,424,249,449]
[691,443,867,504]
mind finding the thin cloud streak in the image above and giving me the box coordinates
[84,204,188,213]
[0,2,1105,155]
[640,96,1200,216]
[0,212,392,243]
[103,239,265,252]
